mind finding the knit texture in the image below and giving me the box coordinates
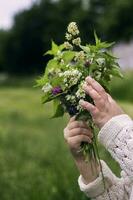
[78,114,133,200]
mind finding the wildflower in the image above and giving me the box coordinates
[67,22,79,36]
[64,42,73,50]
[66,95,76,103]
[59,69,82,87]
[72,37,81,46]
[74,51,85,62]
[52,86,62,95]
[76,81,86,99]
[65,33,72,41]
[42,83,52,93]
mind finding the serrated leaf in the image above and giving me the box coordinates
[80,45,90,53]
[51,99,64,118]
[62,51,75,63]
[44,40,61,56]
[110,66,123,78]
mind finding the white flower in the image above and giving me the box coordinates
[65,33,72,41]
[66,95,76,103]
[76,81,86,99]
[67,22,79,36]
[72,37,81,46]
[64,41,73,50]
[42,83,52,93]
[59,69,82,88]
[74,51,85,61]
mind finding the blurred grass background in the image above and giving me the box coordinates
[0,72,132,200]
[0,0,133,199]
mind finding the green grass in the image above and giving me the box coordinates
[0,74,133,200]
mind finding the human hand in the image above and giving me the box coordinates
[64,117,100,184]
[79,76,124,129]
[64,116,93,160]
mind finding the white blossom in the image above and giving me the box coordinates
[42,83,52,93]
[64,41,73,50]
[72,37,81,46]
[74,51,85,61]
[67,22,79,36]
[59,69,82,88]
[76,81,86,99]
[65,33,72,41]
[66,95,76,103]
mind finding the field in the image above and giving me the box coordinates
[0,73,133,200]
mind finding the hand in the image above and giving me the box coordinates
[64,116,93,160]
[64,117,100,184]
[79,76,124,129]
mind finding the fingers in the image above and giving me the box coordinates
[83,84,101,102]
[67,135,92,148]
[68,120,88,130]
[70,127,93,138]
[85,76,107,98]
[83,79,108,109]
[79,100,99,116]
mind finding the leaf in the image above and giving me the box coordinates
[62,51,75,63]
[41,94,52,104]
[80,45,90,53]
[35,76,48,87]
[94,30,100,45]
[51,99,64,118]
[45,59,59,76]
[45,40,62,56]
[110,66,123,78]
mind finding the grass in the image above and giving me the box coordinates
[0,73,133,200]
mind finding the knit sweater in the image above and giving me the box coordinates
[78,114,133,200]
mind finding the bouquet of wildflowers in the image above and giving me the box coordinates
[36,22,122,194]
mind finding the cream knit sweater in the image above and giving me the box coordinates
[78,114,133,200]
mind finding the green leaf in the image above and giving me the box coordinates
[45,41,63,56]
[80,45,90,53]
[94,30,100,45]
[35,76,48,87]
[62,51,75,63]
[111,66,123,78]
[51,99,64,118]
[41,94,52,104]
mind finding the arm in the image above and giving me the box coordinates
[64,117,131,199]
[80,76,133,180]
[98,114,133,181]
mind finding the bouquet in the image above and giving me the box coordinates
[36,22,122,196]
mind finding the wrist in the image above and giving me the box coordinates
[75,157,100,184]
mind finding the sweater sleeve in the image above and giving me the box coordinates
[78,114,133,199]
[78,160,129,200]
[98,114,133,181]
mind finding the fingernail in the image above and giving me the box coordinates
[85,76,93,82]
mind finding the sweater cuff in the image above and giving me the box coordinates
[98,114,132,149]
[78,160,116,198]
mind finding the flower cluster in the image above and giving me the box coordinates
[64,22,81,50]
[59,69,82,88]
[67,22,79,36]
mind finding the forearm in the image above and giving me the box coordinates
[74,157,100,184]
